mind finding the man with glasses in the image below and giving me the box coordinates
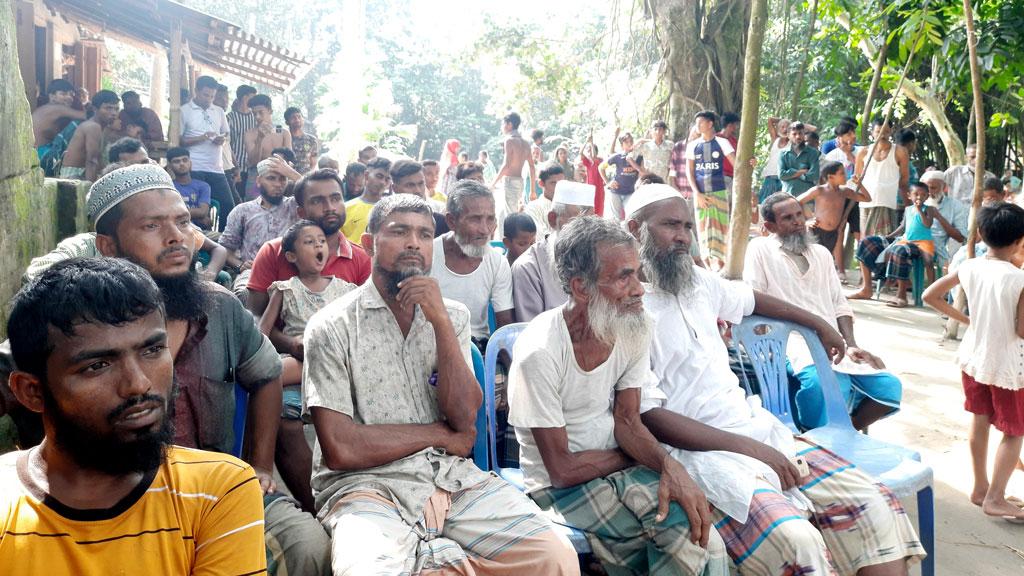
[179,75,234,230]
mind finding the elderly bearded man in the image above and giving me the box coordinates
[509,215,731,576]
[624,184,925,576]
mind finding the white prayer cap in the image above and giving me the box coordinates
[626,183,684,220]
[921,170,945,183]
[88,163,175,227]
[553,180,595,207]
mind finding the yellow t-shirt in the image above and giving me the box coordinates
[0,446,266,575]
[431,190,448,203]
[342,197,376,244]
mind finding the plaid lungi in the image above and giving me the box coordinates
[532,465,731,576]
[860,206,899,238]
[698,189,730,263]
[324,475,577,575]
[711,438,926,575]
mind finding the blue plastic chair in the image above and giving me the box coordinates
[732,315,935,576]
[231,384,249,458]
[482,323,592,554]
[470,346,489,471]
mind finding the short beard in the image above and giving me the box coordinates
[639,223,695,296]
[587,290,653,359]
[777,229,816,254]
[375,261,425,298]
[454,232,489,259]
[44,386,174,475]
[261,191,284,206]
[152,270,209,320]
[317,216,342,237]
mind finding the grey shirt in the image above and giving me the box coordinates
[511,235,568,323]
[303,280,489,523]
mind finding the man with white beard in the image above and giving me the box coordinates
[431,179,514,350]
[511,180,595,322]
[625,185,925,576]
[508,216,730,576]
[746,193,904,431]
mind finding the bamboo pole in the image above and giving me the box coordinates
[724,0,769,279]
[168,19,183,147]
[943,0,988,340]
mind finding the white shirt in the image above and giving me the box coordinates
[761,138,787,177]
[179,101,228,172]
[643,267,798,522]
[958,258,1024,390]
[742,237,881,376]
[430,233,514,339]
[523,196,553,238]
[860,142,900,209]
[508,307,649,493]
[944,165,996,206]
[639,139,674,180]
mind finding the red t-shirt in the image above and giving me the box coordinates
[247,235,371,293]
[717,132,738,177]
[580,155,606,217]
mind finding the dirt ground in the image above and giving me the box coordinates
[848,295,1024,575]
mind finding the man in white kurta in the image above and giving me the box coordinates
[745,193,903,431]
[625,184,925,576]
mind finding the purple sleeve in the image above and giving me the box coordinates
[198,181,212,205]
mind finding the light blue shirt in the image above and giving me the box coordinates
[929,194,968,264]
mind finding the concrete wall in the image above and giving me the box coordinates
[0,3,89,338]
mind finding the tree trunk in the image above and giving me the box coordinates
[776,0,794,107]
[837,13,966,166]
[652,0,751,138]
[859,28,887,144]
[789,0,819,118]
[725,0,769,279]
[944,0,987,340]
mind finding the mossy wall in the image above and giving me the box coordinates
[0,4,89,338]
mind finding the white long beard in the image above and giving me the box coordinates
[587,291,653,359]
[454,232,489,258]
[639,224,696,296]
[778,229,816,254]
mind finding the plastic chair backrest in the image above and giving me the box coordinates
[483,322,529,472]
[231,383,249,458]
[731,314,854,432]
[470,345,489,471]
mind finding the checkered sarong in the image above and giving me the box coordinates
[712,439,926,575]
[532,465,731,576]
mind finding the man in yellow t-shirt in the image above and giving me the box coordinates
[341,156,391,243]
[0,258,266,575]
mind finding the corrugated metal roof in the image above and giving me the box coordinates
[44,0,310,91]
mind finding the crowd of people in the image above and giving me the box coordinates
[4,70,1024,576]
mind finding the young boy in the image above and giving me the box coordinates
[924,202,1024,522]
[882,182,936,307]
[502,212,537,268]
[798,160,871,272]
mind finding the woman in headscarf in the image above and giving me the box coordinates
[440,138,461,197]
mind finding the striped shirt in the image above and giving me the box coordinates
[0,446,266,575]
[227,109,257,171]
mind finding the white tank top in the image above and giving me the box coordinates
[860,143,900,209]
[761,138,787,177]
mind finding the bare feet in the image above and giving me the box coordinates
[886,298,908,308]
[847,290,873,300]
[970,485,989,507]
[982,496,1024,521]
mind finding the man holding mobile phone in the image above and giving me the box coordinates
[243,94,292,200]
[179,75,234,230]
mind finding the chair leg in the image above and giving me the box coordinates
[917,486,935,576]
